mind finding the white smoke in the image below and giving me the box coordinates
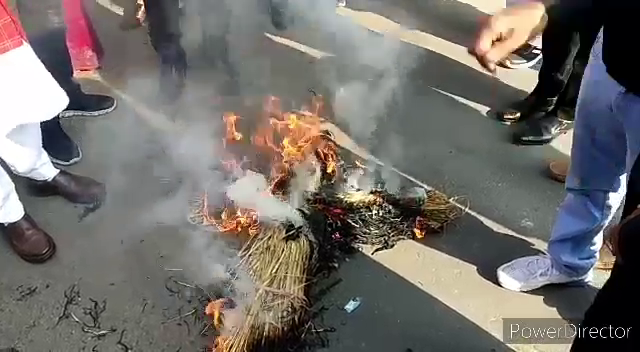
[92,0,418,328]
[226,170,304,225]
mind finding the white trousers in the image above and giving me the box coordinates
[0,123,59,224]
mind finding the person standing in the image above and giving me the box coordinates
[15,0,117,166]
[497,0,600,146]
[471,0,640,292]
[0,0,105,263]
[569,154,640,351]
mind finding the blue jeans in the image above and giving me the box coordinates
[549,31,640,277]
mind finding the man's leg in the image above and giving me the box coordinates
[29,29,116,166]
[0,165,29,225]
[512,10,601,145]
[0,124,60,183]
[0,123,105,205]
[497,32,632,292]
[0,165,56,263]
[16,0,116,166]
[16,0,116,118]
[143,0,187,101]
[0,123,105,263]
[496,8,579,124]
[0,123,60,263]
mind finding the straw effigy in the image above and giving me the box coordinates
[213,223,314,352]
[188,93,465,351]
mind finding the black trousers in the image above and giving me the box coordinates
[570,156,640,351]
[143,0,187,76]
[532,3,601,110]
[16,0,86,142]
[16,0,84,103]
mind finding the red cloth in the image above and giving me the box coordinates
[64,0,103,71]
[0,0,27,55]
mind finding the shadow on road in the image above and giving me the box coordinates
[316,252,514,352]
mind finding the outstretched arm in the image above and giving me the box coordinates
[471,0,600,72]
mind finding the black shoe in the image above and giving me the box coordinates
[59,94,117,118]
[496,94,556,125]
[556,106,576,123]
[41,119,82,166]
[512,113,572,146]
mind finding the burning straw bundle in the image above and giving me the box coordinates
[307,188,462,253]
[190,93,464,351]
[211,223,314,352]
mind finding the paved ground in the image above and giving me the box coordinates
[0,1,606,351]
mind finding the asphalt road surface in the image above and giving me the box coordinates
[0,1,605,351]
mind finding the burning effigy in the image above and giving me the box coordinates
[188,93,464,351]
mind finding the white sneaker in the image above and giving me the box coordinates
[497,255,591,292]
[501,43,542,69]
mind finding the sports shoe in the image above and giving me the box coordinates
[497,255,591,292]
[41,119,83,166]
[501,43,543,69]
[59,94,117,118]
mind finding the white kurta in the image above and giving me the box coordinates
[0,42,69,137]
[0,42,64,224]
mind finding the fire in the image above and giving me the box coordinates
[203,94,340,349]
[205,298,234,330]
[206,298,237,351]
[413,216,427,239]
[211,94,339,237]
[192,92,455,351]
[214,336,229,352]
[223,113,243,143]
[216,208,260,236]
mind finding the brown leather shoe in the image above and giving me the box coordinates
[4,215,56,263]
[548,160,569,183]
[28,170,105,205]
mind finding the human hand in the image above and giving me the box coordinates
[609,208,640,262]
[470,2,548,72]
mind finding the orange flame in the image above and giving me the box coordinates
[414,216,427,239]
[208,94,338,237]
[206,298,233,330]
[223,112,243,145]
[206,298,234,352]
[200,94,339,350]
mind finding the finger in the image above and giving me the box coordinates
[467,47,493,73]
[483,34,527,67]
[471,35,499,72]
[472,24,497,58]
[478,56,497,73]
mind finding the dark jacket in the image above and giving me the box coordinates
[549,0,640,96]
